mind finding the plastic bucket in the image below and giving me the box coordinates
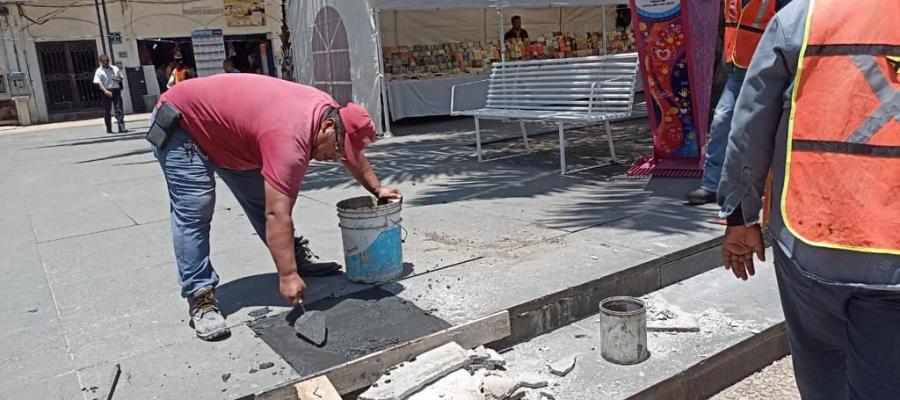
[599,296,650,365]
[336,196,404,283]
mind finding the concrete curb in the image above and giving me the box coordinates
[631,323,790,400]
[495,236,723,348]
[251,235,726,399]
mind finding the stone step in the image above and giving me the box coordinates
[496,250,787,400]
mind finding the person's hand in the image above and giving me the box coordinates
[104,91,113,98]
[278,273,307,307]
[376,186,403,203]
[723,224,766,281]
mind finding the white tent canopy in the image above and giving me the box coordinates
[370,0,628,10]
[287,0,628,133]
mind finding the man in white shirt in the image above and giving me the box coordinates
[93,54,127,133]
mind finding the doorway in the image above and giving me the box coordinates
[35,40,102,120]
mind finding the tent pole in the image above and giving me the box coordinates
[602,4,609,55]
[373,8,393,137]
[497,7,506,62]
[484,9,488,45]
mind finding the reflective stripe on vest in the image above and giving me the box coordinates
[723,0,776,68]
[783,0,900,255]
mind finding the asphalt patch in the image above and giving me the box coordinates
[248,287,451,377]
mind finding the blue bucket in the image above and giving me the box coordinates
[336,196,404,283]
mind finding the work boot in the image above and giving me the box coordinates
[687,188,717,205]
[295,237,342,277]
[188,286,230,341]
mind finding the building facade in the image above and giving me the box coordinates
[0,0,285,124]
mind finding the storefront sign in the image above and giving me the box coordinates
[225,0,266,27]
[184,0,223,16]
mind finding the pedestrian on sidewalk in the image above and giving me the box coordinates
[718,0,900,398]
[687,0,791,204]
[93,54,127,134]
[149,74,401,341]
[166,53,189,88]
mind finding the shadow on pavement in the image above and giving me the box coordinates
[216,263,415,317]
[76,148,153,163]
[30,132,146,149]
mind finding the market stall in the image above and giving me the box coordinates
[287,0,635,134]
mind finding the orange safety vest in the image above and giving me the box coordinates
[723,0,777,68]
[782,0,900,255]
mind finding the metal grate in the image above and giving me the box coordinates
[36,40,102,113]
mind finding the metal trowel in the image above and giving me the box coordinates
[292,301,328,347]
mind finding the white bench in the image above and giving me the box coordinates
[451,53,639,174]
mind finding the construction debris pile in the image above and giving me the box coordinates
[359,342,567,400]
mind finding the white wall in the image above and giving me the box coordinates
[6,0,284,123]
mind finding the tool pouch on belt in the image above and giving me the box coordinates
[146,102,182,149]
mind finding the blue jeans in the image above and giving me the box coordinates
[700,66,746,192]
[774,247,900,399]
[154,128,282,298]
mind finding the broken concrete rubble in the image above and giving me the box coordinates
[643,298,701,333]
[647,313,700,333]
[517,375,548,389]
[363,343,559,400]
[482,375,521,400]
[547,356,577,377]
[359,342,470,400]
[408,369,484,400]
[467,346,507,371]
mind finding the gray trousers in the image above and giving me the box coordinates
[101,88,124,131]
[774,246,900,399]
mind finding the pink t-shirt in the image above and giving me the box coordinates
[160,74,336,197]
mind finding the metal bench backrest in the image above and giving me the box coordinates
[485,53,639,117]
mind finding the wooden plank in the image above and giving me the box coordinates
[253,311,510,399]
[294,376,342,400]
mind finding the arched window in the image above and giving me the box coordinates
[312,6,352,105]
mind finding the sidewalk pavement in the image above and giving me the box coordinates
[0,116,721,399]
[713,356,800,400]
[0,113,153,136]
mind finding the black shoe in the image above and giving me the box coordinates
[118,125,128,133]
[106,126,113,134]
[687,188,717,205]
[295,237,342,276]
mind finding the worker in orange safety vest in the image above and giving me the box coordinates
[687,0,788,205]
[717,0,900,397]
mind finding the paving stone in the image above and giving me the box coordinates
[359,342,470,400]
[75,325,297,400]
